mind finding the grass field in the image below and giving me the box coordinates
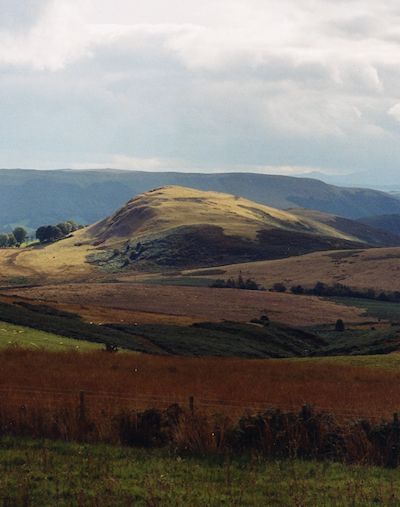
[7,282,366,327]
[0,321,102,352]
[327,297,400,321]
[0,229,96,286]
[2,437,400,506]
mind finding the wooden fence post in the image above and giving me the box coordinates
[189,396,194,415]
[387,412,400,468]
[79,390,86,425]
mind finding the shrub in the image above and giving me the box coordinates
[272,283,287,293]
[210,275,262,291]
[291,285,305,295]
[335,319,345,332]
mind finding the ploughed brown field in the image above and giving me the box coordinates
[3,282,366,327]
[1,348,400,422]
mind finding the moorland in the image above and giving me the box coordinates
[2,175,400,504]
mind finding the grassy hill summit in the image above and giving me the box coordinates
[81,185,400,270]
[87,185,358,244]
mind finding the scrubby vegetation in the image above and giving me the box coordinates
[109,320,325,357]
[2,400,400,469]
[210,273,263,290]
[313,324,400,356]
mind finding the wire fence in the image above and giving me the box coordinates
[0,384,393,423]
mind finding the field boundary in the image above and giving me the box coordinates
[0,384,390,422]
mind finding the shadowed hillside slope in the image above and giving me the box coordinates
[358,214,400,236]
[290,209,400,247]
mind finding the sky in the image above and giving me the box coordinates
[1,0,400,181]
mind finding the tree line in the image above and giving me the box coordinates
[35,220,81,243]
[0,220,82,248]
[0,227,28,247]
[211,274,400,304]
[275,281,400,303]
[211,274,264,291]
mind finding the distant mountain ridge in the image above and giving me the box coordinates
[1,169,400,230]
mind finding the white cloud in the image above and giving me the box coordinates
[70,155,181,171]
[0,1,93,70]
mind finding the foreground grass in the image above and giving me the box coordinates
[0,321,102,352]
[1,437,400,506]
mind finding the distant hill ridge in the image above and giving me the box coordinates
[1,169,400,230]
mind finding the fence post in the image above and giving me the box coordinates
[387,412,400,468]
[189,396,194,415]
[79,390,86,425]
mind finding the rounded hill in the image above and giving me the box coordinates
[83,186,395,269]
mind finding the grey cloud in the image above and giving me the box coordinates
[0,0,47,30]
[325,16,380,40]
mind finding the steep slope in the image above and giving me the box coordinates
[1,169,400,230]
[81,186,390,269]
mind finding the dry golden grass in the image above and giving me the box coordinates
[1,348,399,421]
[0,229,98,285]
[186,247,400,291]
[5,282,366,327]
